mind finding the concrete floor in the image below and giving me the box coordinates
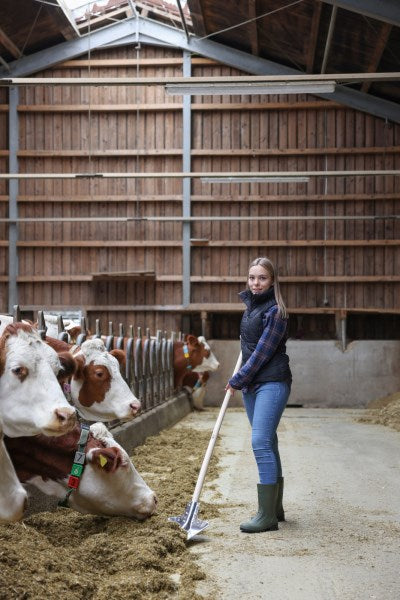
[174,407,400,600]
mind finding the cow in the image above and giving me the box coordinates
[182,371,210,411]
[0,323,77,438]
[55,328,219,394]
[5,422,157,520]
[0,420,28,523]
[45,336,141,422]
[173,335,219,387]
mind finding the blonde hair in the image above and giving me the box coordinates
[249,257,288,319]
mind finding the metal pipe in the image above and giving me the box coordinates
[8,87,19,312]
[182,50,192,307]
[321,5,337,74]
[176,0,190,42]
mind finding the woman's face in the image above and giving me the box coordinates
[248,265,273,294]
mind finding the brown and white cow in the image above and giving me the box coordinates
[182,371,210,411]
[0,323,77,438]
[0,420,28,523]
[46,337,141,422]
[173,335,219,387]
[5,422,157,520]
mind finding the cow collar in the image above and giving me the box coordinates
[182,343,192,370]
[58,423,90,508]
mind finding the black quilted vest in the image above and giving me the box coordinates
[239,286,292,384]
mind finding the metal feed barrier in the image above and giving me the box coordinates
[13,306,177,420]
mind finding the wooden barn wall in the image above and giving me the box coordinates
[0,44,399,339]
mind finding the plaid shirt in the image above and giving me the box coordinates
[229,304,287,392]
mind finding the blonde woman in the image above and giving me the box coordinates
[226,257,292,533]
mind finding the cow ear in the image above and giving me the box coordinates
[58,351,77,381]
[89,447,125,472]
[110,349,126,368]
[186,334,200,347]
[73,354,85,380]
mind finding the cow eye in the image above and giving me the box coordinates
[94,369,105,379]
[12,366,28,382]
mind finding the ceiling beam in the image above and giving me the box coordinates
[187,0,207,37]
[0,26,22,59]
[0,15,399,123]
[248,0,259,55]
[321,0,400,27]
[305,1,323,73]
[361,23,393,93]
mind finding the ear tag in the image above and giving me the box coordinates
[99,454,108,468]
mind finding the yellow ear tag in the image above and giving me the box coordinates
[99,454,108,468]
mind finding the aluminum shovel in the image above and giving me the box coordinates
[168,351,242,540]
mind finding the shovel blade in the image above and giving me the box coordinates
[168,501,208,540]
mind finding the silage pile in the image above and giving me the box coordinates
[0,420,221,600]
[361,391,400,432]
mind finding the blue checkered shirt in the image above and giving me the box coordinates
[229,304,287,392]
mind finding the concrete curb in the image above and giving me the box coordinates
[111,390,193,454]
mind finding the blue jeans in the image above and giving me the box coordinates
[242,381,290,485]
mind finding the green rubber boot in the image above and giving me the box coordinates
[240,483,279,533]
[276,476,285,522]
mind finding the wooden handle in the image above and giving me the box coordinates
[191,352,242,503]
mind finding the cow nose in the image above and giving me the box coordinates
[55,407,77,429]
[130,401,141,416]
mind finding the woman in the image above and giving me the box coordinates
[226,257,292,533]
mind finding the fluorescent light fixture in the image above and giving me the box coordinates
[165,81,336,96]
[201,176,310,183]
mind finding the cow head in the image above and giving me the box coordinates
[192,336,220,373]
[20,423,157,520]
[173,334,219,387]
[0,323,77,437]
[68,423,157,519]
[70,338,141,421]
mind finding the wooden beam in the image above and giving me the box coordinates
[90,270,156,282]
[11,146,400,159]
[0,169,399,180]
[0,26,22,59]
[57,57,217,68]
[19,304,400,315]
[16,100,344,113]
[6,275,400,283]
[187,0,207,37]
[1,239,397,248]
[4,192,398,204]
[248,0,259,55]
[306,1,323,72]
[1,73,399,86]
[361,23,393,93]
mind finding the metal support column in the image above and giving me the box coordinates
[182,50,191,308]
[8,86,19,312]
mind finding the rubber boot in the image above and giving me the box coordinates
[276,476,285,522]
[240,483,279,533]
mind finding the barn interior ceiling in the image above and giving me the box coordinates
[0,0,399,122]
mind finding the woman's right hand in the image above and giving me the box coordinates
[225,383,235,395]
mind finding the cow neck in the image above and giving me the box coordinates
[58,422,90,508]
[182,342,193,370]
[61,345,82,406]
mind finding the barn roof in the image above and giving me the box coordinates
[0,1,399,122]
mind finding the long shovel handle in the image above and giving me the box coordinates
[191,351,242,504]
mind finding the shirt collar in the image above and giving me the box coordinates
[239,285,276,310]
